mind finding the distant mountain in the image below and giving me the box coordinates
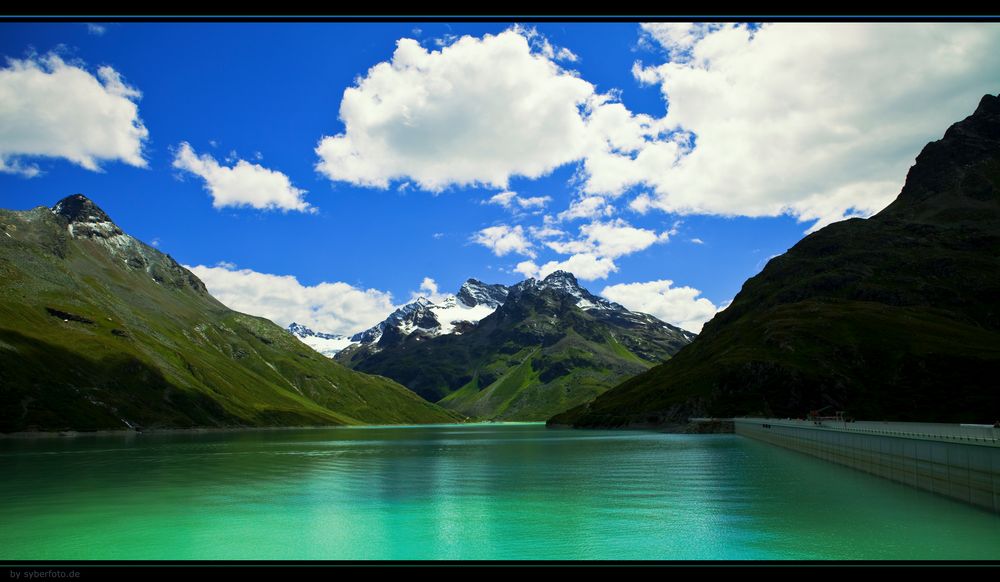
[287,322,355,358]
[551,94,1000,428]
[336,271,694,421]
[0,195,460,432]
[289,279,508,357]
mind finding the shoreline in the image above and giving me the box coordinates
[0,420,545,440]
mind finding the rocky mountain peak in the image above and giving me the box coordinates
[974,92,1000,117]
[288,322,315,337]
[52,194,113,225]
[879,92,1000,223]
[539,270,585,294]
[457,278,509,308]
[543,270,578,284]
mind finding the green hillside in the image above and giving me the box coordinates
[338,271,693,421]
[0,195,460,432]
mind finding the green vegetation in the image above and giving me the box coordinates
[0,196,460,432]
[338,272,693,421]
[552,94,1000,428]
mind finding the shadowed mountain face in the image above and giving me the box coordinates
[0,195,460,432]
[337,271,694,421]
[551,94,1000,429]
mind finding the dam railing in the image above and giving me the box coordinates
[734,418,1000,446]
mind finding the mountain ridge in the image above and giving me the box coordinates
[0,194,460,432]
[336,270,695,421]
[550,94,1000,428]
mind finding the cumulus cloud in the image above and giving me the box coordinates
[86,23,107,36]
[0,54,147,176]
[173,142,312,212]
[516,253,618,281]
[545,219,668,259]
[626,22,1000,228]
[310,24,1000,229]
[486,191,518,208]
[557,195,615,221]
[601,279,719,333]
[510,217,674,281]
[187,263,396,335]
[409,277,450,303]
[528,221,566,240]
[315,27,648,191]
[628,193,654,215]
[638,23,726,61]
[517,195,551,209]
[316,24,1000,233]
[471,224,535,258]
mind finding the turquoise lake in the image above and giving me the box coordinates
[1,423,998,560]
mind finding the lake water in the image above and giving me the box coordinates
[1,423,998,560]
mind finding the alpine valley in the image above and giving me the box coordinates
[291,273,694,421]
[0,195,461,432]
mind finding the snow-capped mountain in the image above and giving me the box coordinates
[286,322,356,358]
[512,271,698,342]
[339,269,697,421]
[287,279,510,357]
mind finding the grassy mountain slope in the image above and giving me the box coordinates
[551,94,1000,428]
[338,272,693,421]
[0,196,460,432]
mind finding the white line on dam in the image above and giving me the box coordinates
[693,417,1000,513]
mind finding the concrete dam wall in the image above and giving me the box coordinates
[733,418,1000,514]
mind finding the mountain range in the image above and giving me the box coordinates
[551,94,1000,428]
[287,279,509,357]
[323,271,694,421]
[0,195,460,432]
[9,95,994,433]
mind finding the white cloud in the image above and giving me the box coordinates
[316,24,1000,231]
[601,279,719,333]
[690,237,704,245]
[471,224,535,258]
[514,24,579,62]
[628,193,654,215]
[434,34,460,48]
[546,218,668,259]
[485,190,551,213]
[173,142,312,213]
[515,260,540,279]
[410,277,449,303]
[557,195,615,221]
[516,253,619,281]
[511,217,675,282]
[528,221,566,240]
[486,191,518,208]
[187,263,397,335]
[638,23,726,61]
[315,28,614,191]
[86,23,107,36]
[0,158,41,178]
[0,54,147,176]
[625,22,1000,229]
[517,195,551,209]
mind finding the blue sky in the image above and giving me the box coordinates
[2,21,999,334]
